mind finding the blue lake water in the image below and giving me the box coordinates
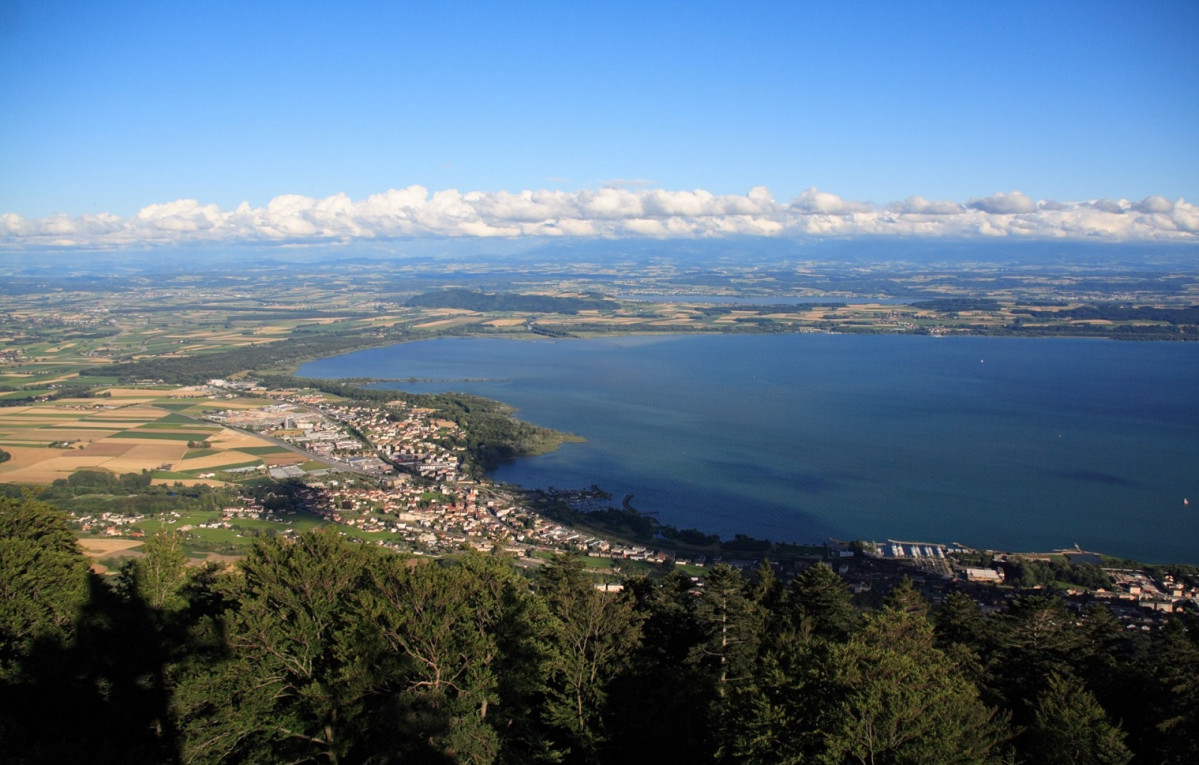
[299,334,1199,564]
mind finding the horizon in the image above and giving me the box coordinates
[4,234,1199,273]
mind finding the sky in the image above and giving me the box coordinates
[1,0,1197,250]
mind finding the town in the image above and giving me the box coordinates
[50,376,1195,632]
[2,253,1197,628]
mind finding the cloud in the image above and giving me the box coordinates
[966,191,1037,214]
[2,186,1197,250]
[791,187,871,215]
[1086,198,1125,215]
[1133,195,1173,214]
[891,196,963,215]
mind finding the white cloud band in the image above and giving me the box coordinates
[2,186,1196,250]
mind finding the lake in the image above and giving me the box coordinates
[298,334,1199,564]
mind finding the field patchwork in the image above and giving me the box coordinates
[0,393,285,484]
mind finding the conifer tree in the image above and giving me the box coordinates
[606,570,715,763]
[174,529,380,764]
[537,554,643,763]
[818,606,1008,765]
[1135,617,1199,764]
[122,529,188,611]
[0,498,98,760]
[718,626,830,764]
[988,594,1086,719]
[0,496,90,677]
[935,590,987,651]
[785,560,859,641]
[358,551,545,764]
[691,564,764,702]
[1024,672,1131,765]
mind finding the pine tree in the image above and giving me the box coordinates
[718,628,830,764]
[785,561,859,641]
[537,554,643,763]
[358,551,544,764]
[989,594,1086,720]
[691,565,763,701]
[0,497,91,677]
[1024,672,1131,765]
[173,529,380,764]
[123,529,188,611]
[605,570,716,763]
[1136,618,1199,764]
[935,590,987,651]
[818,608,1008,765]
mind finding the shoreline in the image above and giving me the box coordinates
[298,334,1199,566]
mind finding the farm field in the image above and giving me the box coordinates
[77,537,147,574]
[0,391,289,485]
[75,509,328,569]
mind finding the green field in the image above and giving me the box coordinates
[0,389,52,400]
[173,513,326,549]
[151,470,199,480]
[79,417,165,424]
[238,445,290,455]
[2,410,79,417]
[159,412,203,424]
[110,430,217,440]
[300,460,331,471]
[86,509,330,553]
[183,448,219,458]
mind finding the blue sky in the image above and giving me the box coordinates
[1,1,1197,247]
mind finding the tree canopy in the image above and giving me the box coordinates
[2,513,1196,764]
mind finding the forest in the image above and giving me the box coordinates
[2,496,1197,765]
[80,329,408,386]
[405,290,618,315]
[1015,304,1199,325]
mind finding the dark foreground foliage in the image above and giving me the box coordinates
[2,496,1197,764]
